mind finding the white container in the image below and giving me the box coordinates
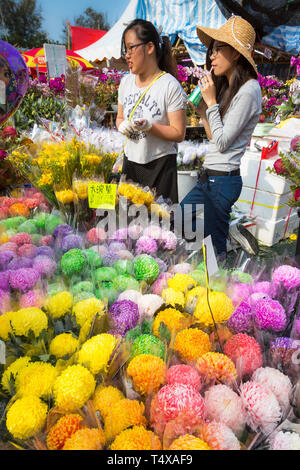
[235,185,292,220]
[255,210,299,246]
[240,151,291,195]
[177,170,198,202]
[252,123,276,137]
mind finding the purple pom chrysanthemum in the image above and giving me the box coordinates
[0,242,17,254]
[8,257,33,270]
[252,281,277,298]
[109,241,127,252]
[108,299,140,335]
[33,256,57,277]
[61,234,83,253]
[102,250,120,267]
[111,228,129,241]
[227,301,253,333]
[0,271,10,291]
[248,292,271,308]
[135,236,158,255]
[253,298,286,332]
[272,265,300,291]
[53,224,73,239]
[0,251,14,271]
[226,282,252,306]
[36,246,55,259]
[154,257,168,273]
[9,268,40,292]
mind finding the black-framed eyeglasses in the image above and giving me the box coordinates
[209,44,229,58]
[122,42,146,59]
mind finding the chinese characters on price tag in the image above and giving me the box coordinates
[88,183,117,210]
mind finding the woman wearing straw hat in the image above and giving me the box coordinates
[181,15,261,259]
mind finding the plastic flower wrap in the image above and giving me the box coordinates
[194,290,234,326]
[204,384,246,437]
[110,425,162,450]
[127,353,166,395]
[224,333,263,378]
[150,383,205,437]
[6,395,48,440]
[168,434,210,450]
[77,333,117,375]
[53,364,96,412]
[173,328,211,363]
[92,385,124,420]
[63,428,105,450]
[46,414,83,450]
[104,399,147,443]
[166,364,201,392]
[240,381,282,435]
[196,352,237,385]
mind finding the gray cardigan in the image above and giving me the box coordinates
[204,79,262,172]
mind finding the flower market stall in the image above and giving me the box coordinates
[0,30,300,454]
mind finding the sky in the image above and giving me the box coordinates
[40,0,131,42]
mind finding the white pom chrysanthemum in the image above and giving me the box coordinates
[204,384,246,437]
[252,367,292,414]
[240,381,282,435]
[138,294,164,318]
[118,289,143,305]
[271,431,300,450]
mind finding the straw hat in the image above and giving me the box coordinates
[196,15,258,76]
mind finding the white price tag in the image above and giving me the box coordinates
[202,235,219,279]
[0,340,6,364]
[0,80,6,105]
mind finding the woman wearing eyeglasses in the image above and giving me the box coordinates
[180,15,262,260]
[116,19,187,203]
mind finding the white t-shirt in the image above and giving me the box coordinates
[118,72,187,164]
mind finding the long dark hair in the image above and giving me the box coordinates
[121,19,178,79]
[206,40,257,117]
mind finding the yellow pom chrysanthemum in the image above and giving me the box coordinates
[77,333,117,375]
[53,365,96,412]
[6,395,48,440]
[173,328,211,362]
[0,311,14,340]
[127,354,166,395]
[1,357,31,394]
[168,273,197,294]
[45,291,72,319]
[111,425,162,450]
[15,362,58,399]
[104,399,147,443]
[196,352,237,385]
[73,297,105,327]
[49,333,79,358]
[10,308,48,338]
[47,414,84,450]
[92,385,124,420]
[168,434,211,450]
[63,428,105,450]
[152,308,190,338]
[193,291,234,326]
[161,288,185,308]
[185,286,206,313]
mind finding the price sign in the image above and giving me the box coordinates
[88,183,117,210]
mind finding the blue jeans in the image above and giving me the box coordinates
[180,175,243,255]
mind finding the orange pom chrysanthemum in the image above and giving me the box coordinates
[197,421,241,450]
[62,428,105,450]
[127,354,166,395]
[173,328,211,362]
[168,434,211,450]
[152,308,190,338]
[46,414,83,450]
[110,425,162,450]
[9,203,30,218]
[196,352,237,385]
[104,399,147,443]
[92,385,124,420]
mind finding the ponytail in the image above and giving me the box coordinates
[121,19,178,79]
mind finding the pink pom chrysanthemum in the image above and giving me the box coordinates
[204,384,246,437]
[9,232,32,246]
[19,289,45,309]
[33,256,57,278]
[0,289,11,314]
[226,282,252,306]
[253,298,286,332]
[128,224,144,240]
[39,235,53,247]
[252,281,277,298]
[224,333,263,378]
[9,268,40,292]
[160,230,177,250]
[272,265,300,291]
[85,227,107,245]
[143,225,162,240]
[169,263,192,274]
[270,431,300,450]
[0,242,18,254]
[239,381,282,435]
[17,244,37,259]
[151,273,173,295]
[135,236,158,255]
[198,421,241,450]
[227,301,253,334]
[166,365,202,392]
[150,383,205,437]
[252,367,292,415]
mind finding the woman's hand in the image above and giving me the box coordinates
[198,73,217,108]
[189,99,207,117]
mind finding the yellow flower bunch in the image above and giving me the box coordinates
[10,307,48,338]
[1,357,31,394]
[168,273,197,294]
[0,311,15,340]
[118,183,154,206]
[55,189,74,204]
[63,428,105,450]
[77,333,117,375]
[15,361,58,399]
[173,328,211,362]
[45,291,73,319]
[49,333,79,359]
[104,399,147,443]
[72,297,105,327]
[161,288,185,308]
[6,395,48,440]
[168,434,211,450]
[111,425,162,450]
[193,291,234,326]
[152,308,190,338]
[92,385,124,420]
